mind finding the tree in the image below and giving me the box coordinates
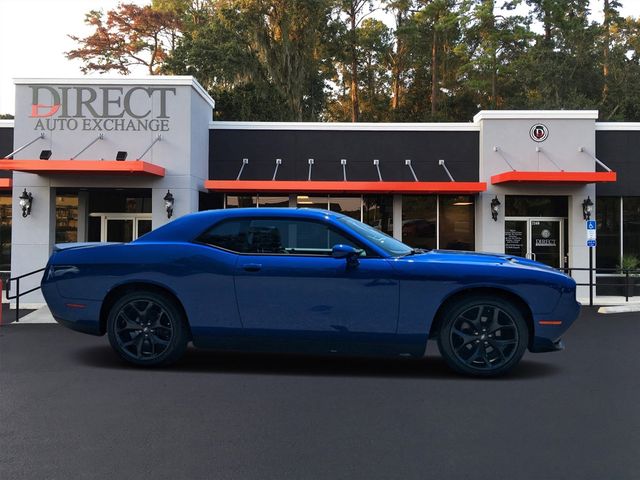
[67,4,181,75]
[384,0,416,116]
[332,0,376,122]
[357,18,393,120]
[240,0,332,121]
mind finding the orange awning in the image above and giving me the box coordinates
[205,180,487,194]
[0,160,165,177]
[0,178,11,190]
[491,171,616,185]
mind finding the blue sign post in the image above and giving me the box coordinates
[586,220,597,305]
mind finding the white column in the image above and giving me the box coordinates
[77,190,89,242]
[568,186,595,301]
[10,180,55,305]
[393,194,402,241]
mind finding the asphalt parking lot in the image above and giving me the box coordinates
[1,307,639,480]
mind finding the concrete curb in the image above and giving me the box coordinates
[598,305,640,314]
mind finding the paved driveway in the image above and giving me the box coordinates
[1,308,639,480]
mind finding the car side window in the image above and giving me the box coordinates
[197,218,366,256]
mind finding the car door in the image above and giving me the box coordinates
[201,216,400,353]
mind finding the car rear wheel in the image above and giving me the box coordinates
[107,291,189,367]
[437,296,529,377]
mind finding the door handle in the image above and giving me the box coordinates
[242,263,262,272]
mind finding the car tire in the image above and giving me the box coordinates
[107,291,189,367]
[437,295,529,377]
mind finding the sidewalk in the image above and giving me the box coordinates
[577,296,640,306]
[2,305,53,324]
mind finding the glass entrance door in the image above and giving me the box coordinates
[530,220,561,268]
[106,218,134,242]
[505,218,566,268]
[90,213,153,242]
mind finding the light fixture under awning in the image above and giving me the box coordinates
[205,180,487,194]
[0,160,165,177]
[491,171,616,185]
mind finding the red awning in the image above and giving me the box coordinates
[491,171,617,185]
[0,178,11,189]
[0,160,165,177]
[205,180,487,194]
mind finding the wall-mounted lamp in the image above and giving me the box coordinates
[19,189,33,218]
[490,195,501,222]
[163,190,174,219]
[116,151,127,161]
[39,150,52,160]
[582,196,594,220]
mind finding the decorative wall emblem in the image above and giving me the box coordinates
[529,123,549,142]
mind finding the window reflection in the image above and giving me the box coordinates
[596,197,621,269]
[225,195,257,208]
[363,195,393,236]
[623,197,640,261]
[297,195,328,210]
[56,195,78,243]
[0,194,11,271]
[439,195,475,251]
[329,196,361,220]
[258,196,289,208]
[402,196,437,249]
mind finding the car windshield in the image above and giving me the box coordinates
[337,216,414,257]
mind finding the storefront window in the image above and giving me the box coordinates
[258,196,289,208]
[296,195,328,209]
[596,197,621,269]
[56,195,78,243]
[439,195,475,251]
[623,197,640,262]
[505,196,568,217]
[363,195,393,236]
[329,196,361,220]
[0,194,11,271]
[402,196,437,249]
[225,195,257,208]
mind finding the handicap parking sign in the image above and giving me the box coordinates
[586,220,596,246]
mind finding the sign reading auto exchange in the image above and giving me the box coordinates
[29,85,176,132]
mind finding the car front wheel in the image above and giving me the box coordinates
[107,291,189,367]
[437,296,529,377]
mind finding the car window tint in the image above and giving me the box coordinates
[198,218,363,256]
[198,219,250,252]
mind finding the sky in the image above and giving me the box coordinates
[1,0,640,115]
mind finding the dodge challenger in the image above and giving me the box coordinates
[41,208,580,376]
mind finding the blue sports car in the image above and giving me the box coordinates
[42,208,580,377]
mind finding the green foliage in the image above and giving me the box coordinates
[619,254,640,276]
[67,0,640,122]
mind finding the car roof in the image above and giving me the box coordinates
[135,208,345,243]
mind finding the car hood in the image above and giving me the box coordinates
[401,249,560,272]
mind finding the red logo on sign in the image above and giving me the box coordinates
[31,104,61,118]
[529,124,549,142]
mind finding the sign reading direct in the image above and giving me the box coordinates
[28,85,176,132]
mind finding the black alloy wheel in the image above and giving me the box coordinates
[107,291,189,366]
[437,296,529,377]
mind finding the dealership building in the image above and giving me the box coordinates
[0,76,638,304]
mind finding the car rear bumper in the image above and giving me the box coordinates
[53,315,103,336]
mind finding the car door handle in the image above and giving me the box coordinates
[241,263,262,272]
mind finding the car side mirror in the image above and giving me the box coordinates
[331,244,361,267]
